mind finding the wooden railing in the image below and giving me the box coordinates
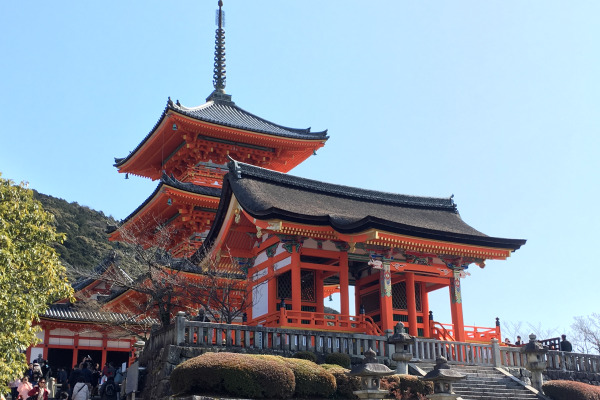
[430,321,500,343]
[251,309,384,337]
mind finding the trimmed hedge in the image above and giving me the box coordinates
[321,364,360,399]
[292,350,318,363]
[170,352,295,398]
[325,352,352,368]
[543,380,600,400]
[381,374,433,400]
[257,355,337,398]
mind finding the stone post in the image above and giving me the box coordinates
[491,338,501,367]
[388,322,415,374]
[521,334,548,392]
[176,311,186,345]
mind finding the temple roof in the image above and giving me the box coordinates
[41,303,157,325]
[206,160,526,250]
[114,99,328,168]
[113,173,221,229]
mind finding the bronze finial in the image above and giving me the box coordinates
[213,0,226,92]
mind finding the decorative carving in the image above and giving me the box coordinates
[405,254,431,265]
[265,243,278,258]
[334,241,350,252]
[381,262,392,298]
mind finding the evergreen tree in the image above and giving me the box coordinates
[0,174,73,388]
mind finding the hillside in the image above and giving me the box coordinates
[33,191,119,271]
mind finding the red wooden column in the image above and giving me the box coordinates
[101,337,107,367]
[291,249,302,311]
[379,262,394,332]
[339,252,350,317]
[421,284,430,338]
[449,269,466,342]
[268,275,277,315]
[405,272,418,336]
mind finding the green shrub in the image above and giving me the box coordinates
[542,380,600,400]
[292,350,318,363]
[170,352,295,399]
[257,355,336,398]
[321,364,360,399]
[381,374,433,400]
[325,352,352,368]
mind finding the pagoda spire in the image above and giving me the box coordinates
[207,0,233,103]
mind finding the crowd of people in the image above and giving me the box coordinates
[6,357,123,400]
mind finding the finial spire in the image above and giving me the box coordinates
[207,0,233,103]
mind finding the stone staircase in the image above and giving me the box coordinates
[413,363,542,400]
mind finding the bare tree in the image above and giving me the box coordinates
[70,219,255,328]
[571,313,600,354]
[501,320,524,342]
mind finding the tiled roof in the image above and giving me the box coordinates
[175,99,328,140]
[41,303,158,325]
[112,173,221,228]
[204,160,526,250]
[114,98,328,167]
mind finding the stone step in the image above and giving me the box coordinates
[412,362,538,400]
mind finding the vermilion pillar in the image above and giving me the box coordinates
[449,269,465,342]
[339,252,350,317]
[291,250,301,311]
[405,272,418,336]
[422,285,430,338]
[316,271,324,313]
[379,262,394,331]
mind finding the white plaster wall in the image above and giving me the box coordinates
[252,281,268,318]
[273,256,291,271]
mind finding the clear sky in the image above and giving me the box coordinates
[1,1,598,339]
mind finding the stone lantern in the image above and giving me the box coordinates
[388,322,415,374]
[521,333,548,391]
[421,356,465,400]
[349,348,395,400]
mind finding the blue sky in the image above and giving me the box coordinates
[1,1,598,339]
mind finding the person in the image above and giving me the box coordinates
[101,362,115,380]
[17,377,33,400]
[99,377,118,400]
[71,377,89,400]
[56,367,67,387]
[560,334,573,352]
[27,378,48,400]
[515,336,522,346]
[31,364,43,387]
[25,364,34,383]
[9,378,21,400]
[504,338,511,345]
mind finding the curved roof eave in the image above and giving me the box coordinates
[114,98,329,168]
[114,174,221,228]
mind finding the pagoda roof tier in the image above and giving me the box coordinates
[109,174,221,255]
[114,98,328,179]
[200,160,526,258]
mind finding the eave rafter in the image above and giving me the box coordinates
[239,211,513,265]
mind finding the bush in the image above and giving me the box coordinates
[381,374,433,400]
[542,380,600,400]
[325,352,352,368]
[292,350,318,363]
[170,352,295,398]
[321,364,360,399]
[257,355,336,398]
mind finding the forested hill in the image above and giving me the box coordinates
[33,190,119,271]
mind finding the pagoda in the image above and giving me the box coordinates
[110,0,328,257]
[107,0,526,342]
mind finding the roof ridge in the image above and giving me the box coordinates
[228,160,457,211]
